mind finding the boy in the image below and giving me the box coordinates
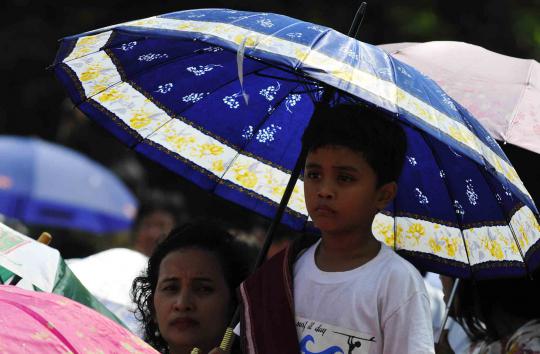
[239,103,434,354]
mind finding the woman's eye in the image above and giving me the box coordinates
[160,284,178,292]
[338,175,355,182]
[196,285,214,294]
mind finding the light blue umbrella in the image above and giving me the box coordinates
[0,136,138,233]
[52,8,540,278]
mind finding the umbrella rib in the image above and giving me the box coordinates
[74,44,313,150]
[418,129,475,278]
[1,299,79,353]
[448,104,531,267]
[210,82,305,194]
[504,60,535,140]
[474,159,530,272]
[140,66,307,152]
[94,41,241,100]
[73,58,267,148]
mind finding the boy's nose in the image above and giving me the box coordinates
[317,183,335,199]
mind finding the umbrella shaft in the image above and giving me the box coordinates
[435,278,461,344]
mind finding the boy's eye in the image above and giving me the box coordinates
[305,171,320,179]
[338,174,355,182]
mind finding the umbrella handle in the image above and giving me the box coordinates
[435,278,460,344]
[219,327,234,351]
[190,327,234,354]
[8,232,53,286]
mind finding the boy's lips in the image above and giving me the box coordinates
[314,205,336,215]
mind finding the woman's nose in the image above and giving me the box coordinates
[173,291,195,311]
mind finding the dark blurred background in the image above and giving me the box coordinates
[2,0,539,257]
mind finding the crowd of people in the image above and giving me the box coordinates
[4,101,540,353]
[121,103,539,353]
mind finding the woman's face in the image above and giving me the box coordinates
[153,248,231,354]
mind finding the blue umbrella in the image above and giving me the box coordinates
[0,136,138,234]
[53,8,540,278]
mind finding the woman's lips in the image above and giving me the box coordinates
[169,317,199,330]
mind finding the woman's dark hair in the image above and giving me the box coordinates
[131,221,256,353]
[453,271,540,343]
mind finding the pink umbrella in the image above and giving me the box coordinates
[0,285,158,353]
[379,41,540,155]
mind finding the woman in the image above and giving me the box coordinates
[438,272,540,354]
[132,222,255,354]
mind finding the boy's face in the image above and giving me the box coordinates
[303,145,395,237]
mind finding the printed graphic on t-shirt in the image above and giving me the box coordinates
[296,316,376,354]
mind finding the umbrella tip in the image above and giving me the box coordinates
[347,1,368,39]
[37,232,52,245]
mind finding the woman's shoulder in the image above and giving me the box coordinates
[506,319,540,353]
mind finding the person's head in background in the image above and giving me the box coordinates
[131,221,255,354]
[441,271,540,345]
[132,190,185,257]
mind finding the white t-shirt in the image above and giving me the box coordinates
[293,240,435,354]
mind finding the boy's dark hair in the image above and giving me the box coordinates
[131,221,255,353]
[301,103,407,186]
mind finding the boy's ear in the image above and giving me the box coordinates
[376,181,397,209]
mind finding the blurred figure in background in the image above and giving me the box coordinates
[437,273,540,354]
[133,189,186,257]
[68,188,186,335]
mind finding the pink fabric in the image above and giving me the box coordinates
[379,41,540,155]
[0,285,158,353]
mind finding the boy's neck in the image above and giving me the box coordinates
[315,230,381,272]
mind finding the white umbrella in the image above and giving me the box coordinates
[67,247,148,336]
[0,222,124,326]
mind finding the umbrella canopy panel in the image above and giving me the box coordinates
[0,285,157,353]
[0,136,138,234]
[54,9,540,278]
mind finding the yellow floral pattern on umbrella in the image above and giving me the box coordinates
[194,143,224,158]
[65,31,112,62]
[212,159,225,173]
[429,237,443,253]
[407,223,425,245]
[129,109,153,130]
[481,236,505,260]
[231,162,258,189]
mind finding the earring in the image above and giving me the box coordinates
[154,329,160,337]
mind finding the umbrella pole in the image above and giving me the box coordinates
[435,278,461,344]
[8,232,52,286]
[190,148,308,354]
